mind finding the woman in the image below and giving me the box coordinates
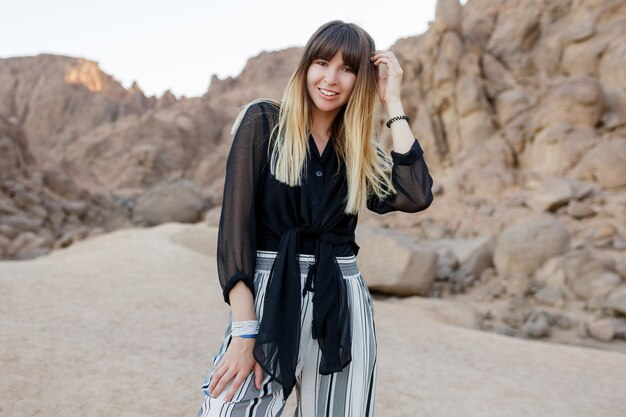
[196,20,433,417]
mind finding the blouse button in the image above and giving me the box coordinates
[315,170,323,177]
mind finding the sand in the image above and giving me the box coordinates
[1,223,625,416]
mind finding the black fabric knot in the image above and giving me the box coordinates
[253,224,354,400]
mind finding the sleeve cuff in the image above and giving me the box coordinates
[222,271,255,305]
[390,139,424,165]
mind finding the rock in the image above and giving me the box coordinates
[453,137,516,195]
[554,313,575,330]
[505,272,531,297]
[527,124,595,177]
[133,179,206,226]
[615,321,626,340]
[481,53,516,98]
[486,2,542,76]
[535,286,566,307]
[572,139,626,188]
[422,236,493,285]
[355,225,438,296]
[521,311,551,339]
[461,0,497,43]
[26,204,48,220]
[456,75,484,117]
[42,170,83,200]
[495,89,529,126]
[13,189,41,207]
[440,31,464,64]
[502,308,525,328]
[435,0,463,32]
[598,40,626,128]
[526,176,575,212]
[494,218,570,276]
[46,201,66,229]
[567,20,596,43]
[8,232,53,259]
[587,318,618,342]
[561,35,606,77]
[603,286,626,316]
[566,200,595,219]
[458,111,496,147]
[53,227,93,250]
[484,279,506,300]
[62,200,88,217]
[0,224,16,240]
[560,250,623,300]
[593,224,616,241]
[0,214,43,233]
[434,248,458,281]
[533,76,603,133]
[422,223,449,240]
[534,256,568,289]
[0,194,19,215]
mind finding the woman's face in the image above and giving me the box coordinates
[306,50,357,118]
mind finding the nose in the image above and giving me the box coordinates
[324,68,338,84]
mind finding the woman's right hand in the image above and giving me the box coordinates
[208,337,264,401]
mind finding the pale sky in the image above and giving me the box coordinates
[1,0,466,99]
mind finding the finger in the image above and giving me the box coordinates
[209,364,231,396]
[372,55,390,64]
[254,363,264,390]
[208,364,227,393]
[213,368,235,398]
[372,56,397,67]
[373,57,402,74]
[225,372,248,401]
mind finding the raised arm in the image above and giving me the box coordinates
[367,138,434,214]
[217,101,272,304]
[368,50,434,214]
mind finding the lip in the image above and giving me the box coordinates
[317,87,340,99]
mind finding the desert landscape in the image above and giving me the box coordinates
[1,0,626,415]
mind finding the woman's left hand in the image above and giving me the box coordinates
[370,50,403,104]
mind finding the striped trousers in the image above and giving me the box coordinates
[196,250,378,417]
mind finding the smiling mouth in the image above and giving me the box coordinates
[318,87,339,96]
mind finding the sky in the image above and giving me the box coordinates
[1,0,465,99]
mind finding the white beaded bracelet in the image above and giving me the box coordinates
[232,320,259,338]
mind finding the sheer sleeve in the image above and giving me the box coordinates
[217,102,272,305]
[367,138,434,214]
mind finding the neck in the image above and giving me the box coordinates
[310,106,340,139]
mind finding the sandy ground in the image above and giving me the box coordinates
[1,223,625,417]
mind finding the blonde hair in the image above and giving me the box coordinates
[234,21,396,215]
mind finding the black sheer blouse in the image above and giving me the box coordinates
[216,99,433,398]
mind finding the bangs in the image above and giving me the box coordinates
[308,25,366,74]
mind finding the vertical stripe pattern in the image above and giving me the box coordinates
[196,250,377,417]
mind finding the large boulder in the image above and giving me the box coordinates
[494,218,570,276]
[355,225,437,296]
[133,179,206,226]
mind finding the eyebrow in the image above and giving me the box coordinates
[316,58,348,65]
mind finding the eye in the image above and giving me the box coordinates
[342,66,354,73]
[316,60,328,67]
